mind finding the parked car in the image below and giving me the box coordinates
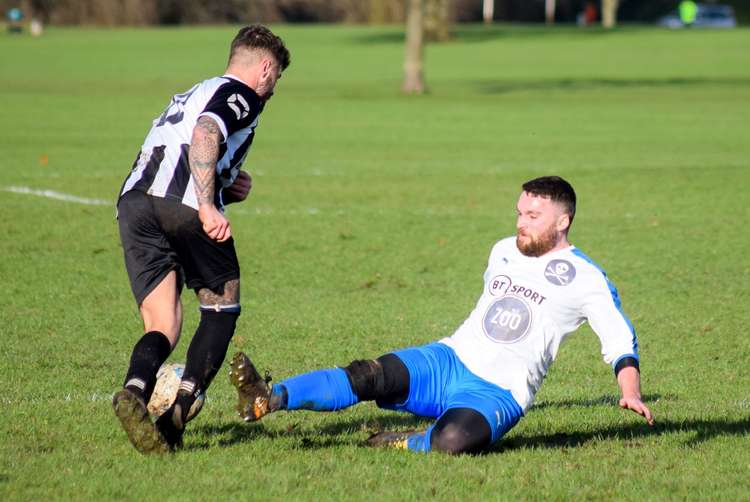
[658,3,737,28]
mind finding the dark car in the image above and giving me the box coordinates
[658,3,737,28]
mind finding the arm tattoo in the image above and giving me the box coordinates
[189,116,221,206]
[198,279,240,306]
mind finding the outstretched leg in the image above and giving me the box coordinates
[229,352,409,421]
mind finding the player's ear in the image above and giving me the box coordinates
[556,213,570,233]
[260,58,273,77]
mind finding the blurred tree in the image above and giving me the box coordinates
[6,0,749,25]
[368,0,387,23]
[403,0,425,94]
[424,0,450,41]
[545,0,555,24]
[367,0,406,23]
[602,0,619,27]
[482,0,493,24]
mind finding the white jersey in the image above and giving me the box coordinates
[440,236,638,411]
[119,74,263,210]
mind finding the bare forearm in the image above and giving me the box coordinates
[616,365,654,424]
[617,366,642,399]
[189,116,221,206]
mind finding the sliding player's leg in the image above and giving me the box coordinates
[229,352,409,421]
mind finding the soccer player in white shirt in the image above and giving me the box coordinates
[112,25,290,454]
[229,176,654,454]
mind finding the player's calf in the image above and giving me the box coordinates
[122,331,173,403]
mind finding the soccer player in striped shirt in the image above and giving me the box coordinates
[229,176,654,454]
[112,25,290,454]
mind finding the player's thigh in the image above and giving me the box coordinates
[377,343,457,418]
[153,197,240,300]
[117,190,182,306]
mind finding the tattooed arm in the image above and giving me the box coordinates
[189,116,231,242]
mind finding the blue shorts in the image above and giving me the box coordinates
[381,343,523,443]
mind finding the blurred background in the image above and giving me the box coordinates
[2,0,748,26]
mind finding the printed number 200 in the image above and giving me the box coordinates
[490,307,522,330]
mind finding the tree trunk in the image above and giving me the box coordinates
[483,0,494,24]
[368,0,385,24]
[403,0,425,94]
[602,0,618,28]
[545,0,556,24]
[424,0,450,42]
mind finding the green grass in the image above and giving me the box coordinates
[1,23,749,499]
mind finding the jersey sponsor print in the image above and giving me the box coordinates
[441,237,638,411]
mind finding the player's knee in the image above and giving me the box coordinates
[343,354,409,403]
[342,359,383,401]
[430,423,475,455]
[197,279,240,312]
[430,409,492,454]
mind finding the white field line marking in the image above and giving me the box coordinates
[3,185,110,206]
[0,392,221,405]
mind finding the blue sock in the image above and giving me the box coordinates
[280,368,359,411]
[269,384,288,410]
[406,426,434,453]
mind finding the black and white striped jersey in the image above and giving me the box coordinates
[119,74,263,210]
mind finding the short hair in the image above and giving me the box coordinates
[229,25,290,71]
[522,176,577,224]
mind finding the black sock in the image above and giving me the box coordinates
[123,331,172,402]
[159,389,197,432]
[171,310,238,424]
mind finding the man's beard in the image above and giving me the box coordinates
[516,225,558,257]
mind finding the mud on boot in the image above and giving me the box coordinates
[112,388,170,454]
[228,352,272,422]
[155,408,185,451]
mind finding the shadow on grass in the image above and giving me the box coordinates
[353,24,653,45]
[532,392,668,410]
[187,394,749,453]
[471,77,750,94]
[497,416,750,452]
[188,413,429,451]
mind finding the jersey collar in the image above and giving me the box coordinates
[223,73,251,88]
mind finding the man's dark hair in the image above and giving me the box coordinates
[229,25,290,71]
[522,176,577,224]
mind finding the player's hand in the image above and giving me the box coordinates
[223,170,252,204]
[198,204,232,242]
[619,396,654,426]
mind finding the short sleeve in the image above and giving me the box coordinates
[199,80,261,142]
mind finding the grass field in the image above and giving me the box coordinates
[2,23,749,499]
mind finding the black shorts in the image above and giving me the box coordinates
[117,190,240,305]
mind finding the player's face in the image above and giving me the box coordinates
[515,192,567,257]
